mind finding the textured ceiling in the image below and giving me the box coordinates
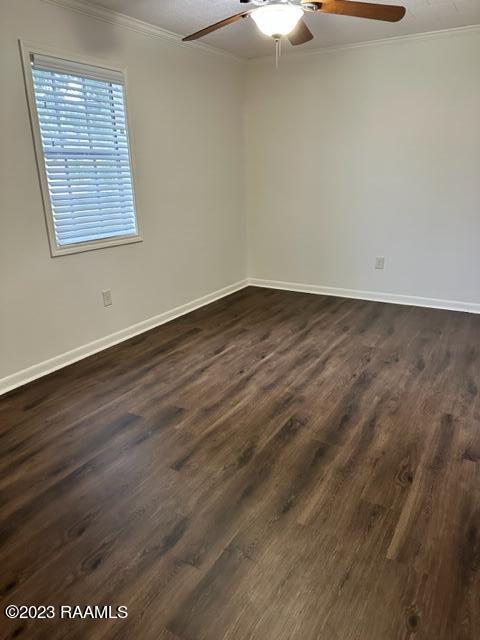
[86,1,480,58]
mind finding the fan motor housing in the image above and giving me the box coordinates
[241,0,322,8]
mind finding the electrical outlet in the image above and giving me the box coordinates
[102,289,112,307]
[375,256,385,270]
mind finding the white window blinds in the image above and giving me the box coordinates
[30,54,138,248]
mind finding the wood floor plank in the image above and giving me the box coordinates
[1,287,479,640]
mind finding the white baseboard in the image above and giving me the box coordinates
[248,278,480,315]
[0,279,248,396]
[3,276,478,395]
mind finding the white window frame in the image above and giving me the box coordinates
[20,41,143,257]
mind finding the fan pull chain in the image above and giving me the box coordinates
[274,37,282,69]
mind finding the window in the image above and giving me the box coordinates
[22,45,141,256]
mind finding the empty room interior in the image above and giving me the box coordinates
[1,0,480,638]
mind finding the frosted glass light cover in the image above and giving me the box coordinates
[251,4,304,37]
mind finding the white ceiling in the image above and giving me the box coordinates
[86,1,480,58]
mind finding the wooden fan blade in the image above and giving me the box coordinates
[288,19,314,46]
[318,1,406,22]
[182,11,252,41]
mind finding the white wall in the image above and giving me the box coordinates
[2,3,480,390]
[0,0,246,382]
[246,29,480,307]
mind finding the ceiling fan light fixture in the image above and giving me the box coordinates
[251,3,304,38]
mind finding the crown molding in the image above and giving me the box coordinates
[41,0,245,63]
[250,23,480,64]
[40,1,480,65]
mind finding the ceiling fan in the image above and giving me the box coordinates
[183,1,407,49]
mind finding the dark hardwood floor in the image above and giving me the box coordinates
[1,286,479,640]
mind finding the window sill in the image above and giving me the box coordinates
[50,234,143,257]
